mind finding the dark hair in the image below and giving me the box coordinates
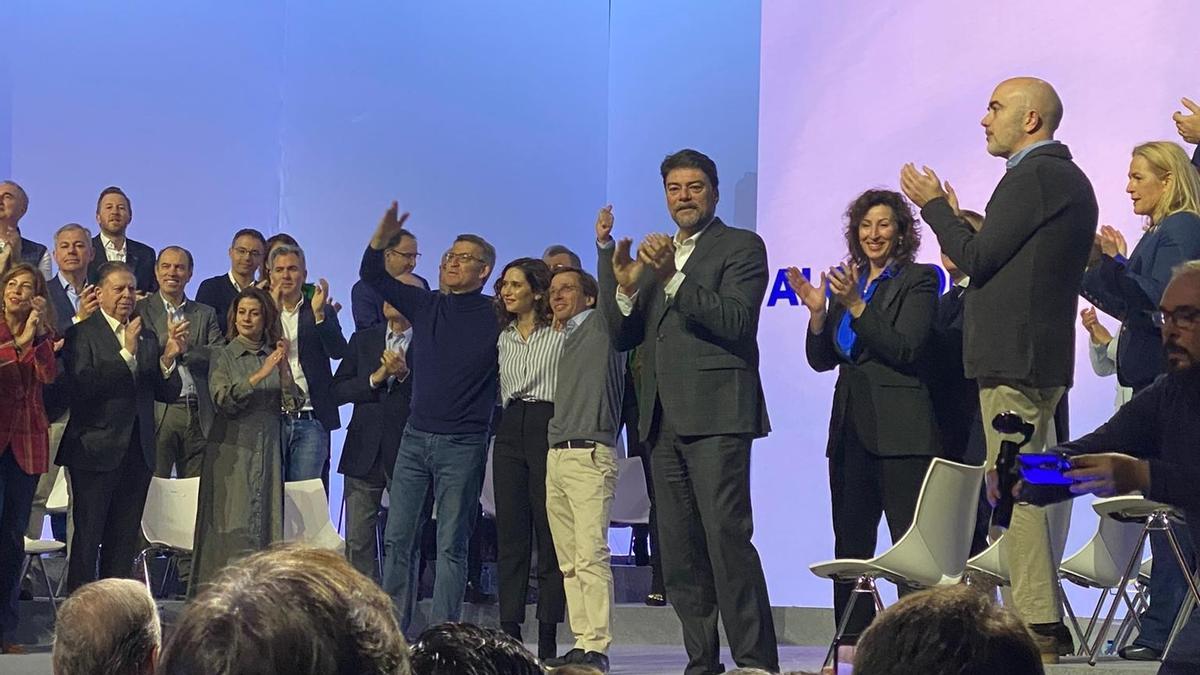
[409,623,540,675]
[262,233,300,278]
[230,228,267,248]
[1,262,58,331]
[853,585,1043,675]
[158,544,410,675]
[843,189,921,270]
[542,244,582,269]
[454,234,496,270]
[157,245,194,271]
[226,286,283,345]
[493,257,552,328]
[385,228,416,251]
[96,260,136,287]
[660,148,719,191]
[95,186,131,215]
[550,266,598,301]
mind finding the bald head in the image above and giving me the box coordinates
[982,77,1063,158]
[1160,261,1200,372]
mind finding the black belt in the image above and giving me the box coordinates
[172,395,199,406]
[553,440,596,450]
[281,409,316,420]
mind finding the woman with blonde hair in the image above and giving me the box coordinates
[1081,140,1200,662]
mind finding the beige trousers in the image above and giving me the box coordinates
[978,383,1071,625]
[545,444,619,654]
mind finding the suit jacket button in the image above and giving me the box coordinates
[657,334,663,342]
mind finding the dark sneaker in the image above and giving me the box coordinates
[1030,621,1075,662]
[543,648,585,668]
[582,651,610,673]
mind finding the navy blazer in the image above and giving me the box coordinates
[86,235,158,294]
[330,326,412,478]
[195,273,240,336]
[41,276,82,421]
[292,301,349,431]
[1081,211,1200,390]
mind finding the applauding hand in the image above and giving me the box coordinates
[786,266,827,315]
[827,265,866,317]
[1174,97,1200,145]
[899,163,947,208]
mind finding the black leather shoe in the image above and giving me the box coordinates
[644,593,667,607]
[543,648,584,667]
[582,651,610,673]
[1118,644,1163,661]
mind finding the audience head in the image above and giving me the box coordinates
[383,229,420,278]
[0,180,29,228]
[843,189,921,272]
[941,209,983,281]
[549,266,598,325]
[52,578,161,675]
[1160,261,1200,372]
[228,228,266,280]
[660,148,719,233]
[853,585,1043,675]
[2,262,55,328]
[548,667,603,675]
[226,286,281,344]
[155,246,194,300]
[262,232,300,280]
[409,622,541,675]
[542,244,581,271]
[981,77,1063,158]
[96,186,133,238]
[158,544,409,675]
[494,257,552,328]
[1128,141,1200,226]
[96,261,138,322]
[440,234,495,294]
[54,224,95,275]
[268,244,308,302]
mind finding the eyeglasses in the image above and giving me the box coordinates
[386,250,421,261]
[1151,306,1200,329]
[442,252,483,265]
[232,247,263,259]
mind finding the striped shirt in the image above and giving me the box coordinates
[497,323,563,405]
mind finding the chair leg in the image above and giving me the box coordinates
[135,548,155,590]
[1059,581,1089,656]
[823,576,870,673]
[33,556,58,615]
[18,554,33,589]
[1089,526,1151,667]
[159,555,176,598]
[1161,570,1200,663]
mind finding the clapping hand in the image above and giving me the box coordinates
[163,317,191,363]
[1096,225,1128,258]
[827,264,866,316]
[124,316,143,354]
[371,201,411,250]
[311,278,341,321]
[612,237,645,294]
[1174,97,1200,145]
[595,205,614,244]
[76,285,99,322]
[15,305,41,348]
[1080,307,1113,346]
[373,348,408,387]
[899,163,947,208]
[786,266,827,315]
[638,233,676,283]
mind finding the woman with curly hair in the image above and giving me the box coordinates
[492,256,565,659]
[787,189,943,652]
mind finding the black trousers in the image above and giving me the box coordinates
[649,403,778,675]
[829,424,932,642]
[0,448,37,637]
[624,371,664,595]
[66,437,152,593]
[493,400,565,625]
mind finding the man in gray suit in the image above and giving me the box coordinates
[135,246,223,479]
[596,149,776,675]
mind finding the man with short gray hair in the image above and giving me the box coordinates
[0,180,52,279]
[53,578,161,675]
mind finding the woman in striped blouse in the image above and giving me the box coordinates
[493,257,566,660]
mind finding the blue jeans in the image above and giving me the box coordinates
[1135,524,1197,651]
[281,416,329,483]
[0,449,38,636]
[1160,608,1200,673]
[381,424,488,637]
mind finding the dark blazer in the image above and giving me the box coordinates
[928,283,986,464]
[922,143,1098,388]
[330,325,412,478]
[86,235,158,294]
[135,293,224,436]
[597,218,770,441]
[1081,211,1200,390]
[292,301,349,431]
[807,263,942,458]
[57,311,182,472]
[195,273,240,336]
[41,275,82,421]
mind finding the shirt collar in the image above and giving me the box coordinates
[563,308,594,333]
[160,293,187,312]
[58,272,81,294]
[675,218,714,247]
[99,232,126,252]
[227,271,247,292]
[1006,139,1060,170]
[387,326,413,343]
[99,308,124,332]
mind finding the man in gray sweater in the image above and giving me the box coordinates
[541,265,628,675]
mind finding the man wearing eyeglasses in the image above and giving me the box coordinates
[351,228,424,331]
[196,228,267,335]
[1053,261,1200,673]
[360,204,500,637]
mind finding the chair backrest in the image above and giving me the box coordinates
[874,458,984,587]
[283,479,344,551]
[610,457,651,525]
[45,469,69,513]
[141,477,201,551]
[966,532,1010,584]
[1061,513,1144,588]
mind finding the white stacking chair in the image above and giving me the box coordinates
[20,535,65,614]
[609,456,651,526]
[1058,509,1145,656]
[136,476,201,596]
[810,458,984,673]
[964,533,1011,587]
[1082,495,1200,665]
[284,479,346,553]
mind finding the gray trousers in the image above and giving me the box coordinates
[344,454,391,582]
[154,400,206,479]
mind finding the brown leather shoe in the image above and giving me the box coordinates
[1,643,29,654]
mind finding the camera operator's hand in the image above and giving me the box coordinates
[985,469,1000,507]
[1064,453,1150,498]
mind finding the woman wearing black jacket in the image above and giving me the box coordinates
[788,189,942,650]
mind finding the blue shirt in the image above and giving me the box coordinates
[1006,139,1060,171]
[835,264,897,359]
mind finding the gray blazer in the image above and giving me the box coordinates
[597,218,771,441]
[136,293,224,436]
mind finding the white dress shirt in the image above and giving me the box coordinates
[279,298,312,410]
[612,220,712,316]
[161,294,196,398]
[99,232,127,262]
